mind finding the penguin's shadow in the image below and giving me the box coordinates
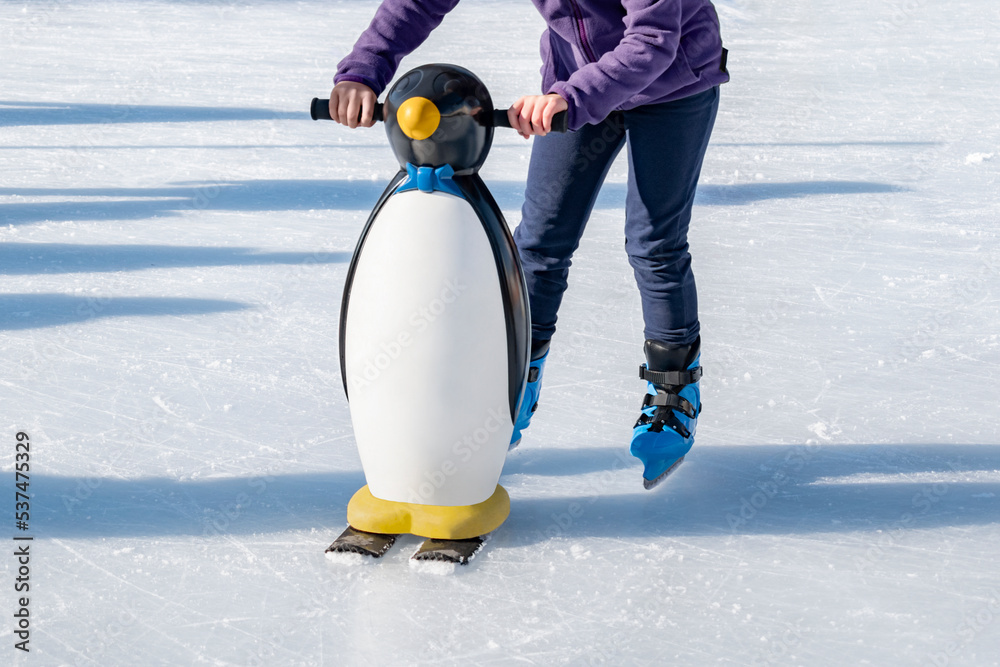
[26,444,999,543]
[31,471,367,539]
[500,443,1000,545]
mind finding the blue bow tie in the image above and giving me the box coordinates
[397,163,465,198]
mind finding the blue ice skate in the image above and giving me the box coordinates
[629,338,702,489]
[510,340,550,449]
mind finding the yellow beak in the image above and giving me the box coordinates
[396,96,441,141]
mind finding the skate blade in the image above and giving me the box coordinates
[642,456,685,490]
[411,535,486,565]
[325,526,397,558]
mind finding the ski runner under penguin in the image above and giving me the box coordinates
[330,0,729,489]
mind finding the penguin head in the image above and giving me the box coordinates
[384,64,494,175]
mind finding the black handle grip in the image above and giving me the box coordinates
[492,108,569,133]
[310,98,384,123]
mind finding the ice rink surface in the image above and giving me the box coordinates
[2,0,999,664]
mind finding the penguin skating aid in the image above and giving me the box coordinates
[312,65,567,565]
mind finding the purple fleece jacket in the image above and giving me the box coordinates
[334,0,729,130]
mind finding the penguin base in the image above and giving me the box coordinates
[346,485,510,540]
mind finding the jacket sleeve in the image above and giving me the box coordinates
[546,0,684,129]
[334,0,462,94]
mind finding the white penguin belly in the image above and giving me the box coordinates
[344,190,513,507]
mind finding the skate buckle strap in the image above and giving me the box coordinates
[642,392,698,419]
[639,364,702,386]
[636,400,692,439]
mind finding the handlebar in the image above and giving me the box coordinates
[488,108,568,133]
[310,97,384,122]
[309,97,568,133]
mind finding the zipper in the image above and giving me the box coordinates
[566,0,599,63]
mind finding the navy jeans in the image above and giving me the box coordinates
[513,85,720,346]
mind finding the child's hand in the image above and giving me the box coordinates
[329,81,377,128]
[507,94,568,139]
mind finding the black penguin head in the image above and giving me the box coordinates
[383,64,494,175]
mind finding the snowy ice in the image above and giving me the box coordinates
[2,0,999,665]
